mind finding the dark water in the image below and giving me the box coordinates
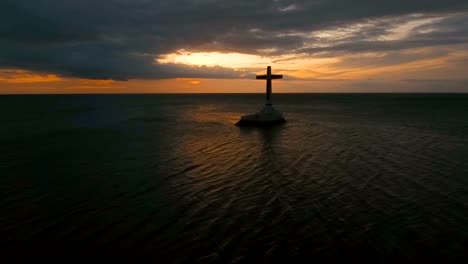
[1,94,468,262]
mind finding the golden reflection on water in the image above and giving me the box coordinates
[175,103,335,188]
[173,105,287,178]
[188,104,244,125]
[172,104,293,199]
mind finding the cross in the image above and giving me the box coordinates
[256,66,283,105]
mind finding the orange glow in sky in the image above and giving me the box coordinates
[2,39,468,93]
[1,3,467,94]
[0,70,62,83]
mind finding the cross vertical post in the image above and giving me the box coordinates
[267,66,272,104]
[256,66,283,107]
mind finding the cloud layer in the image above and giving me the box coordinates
[1,0,467,80]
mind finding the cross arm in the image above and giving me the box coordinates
[256,74,283,79]
[270,74,283,79]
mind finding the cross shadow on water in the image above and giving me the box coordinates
[238,122,285,140]
[238,124,286,163]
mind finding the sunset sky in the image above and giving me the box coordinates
[1,0,467,93]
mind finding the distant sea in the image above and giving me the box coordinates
[1,94,467,262]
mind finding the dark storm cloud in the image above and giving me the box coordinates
[1,0,467,80]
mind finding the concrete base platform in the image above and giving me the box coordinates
[235,105,286,127]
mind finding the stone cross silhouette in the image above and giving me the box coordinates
[256,66,283,106]
[235,66,286,126]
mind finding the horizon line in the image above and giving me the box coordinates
[1,92,468,95]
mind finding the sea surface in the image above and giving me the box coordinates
[1,94,467,262]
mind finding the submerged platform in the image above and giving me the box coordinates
[235,105,286,127]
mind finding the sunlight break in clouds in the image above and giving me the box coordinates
[157,51,272,68]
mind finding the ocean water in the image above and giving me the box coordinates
[1,94,467,262]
